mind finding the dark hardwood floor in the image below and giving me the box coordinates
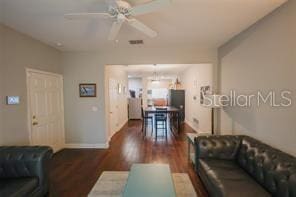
[49,120,208,197]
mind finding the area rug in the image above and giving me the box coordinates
[88,171,197,197]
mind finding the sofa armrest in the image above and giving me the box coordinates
[194,135,242,160]
[0,146,53,187]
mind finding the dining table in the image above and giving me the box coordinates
[143,106,182,134]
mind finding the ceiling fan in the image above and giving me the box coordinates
[64,0,171,41]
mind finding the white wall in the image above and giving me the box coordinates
[218,1,296,156]
[180,64,213,133]
[62,53,106,147]
[128,77,143,98]
[147,79,171,90]
[0,24,62,145]
[105,65,128,139]
[145,78,172,106]
[62,47,217,146]
[142,77,148,107]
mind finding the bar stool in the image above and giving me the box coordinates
[141,107,153,138]
[154,108,168,140]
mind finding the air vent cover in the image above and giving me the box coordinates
[129,40,144,45]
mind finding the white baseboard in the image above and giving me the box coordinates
[105,120,129,147]
[116,119,128,132]
[65,143,109,149]
[108,119,128,143]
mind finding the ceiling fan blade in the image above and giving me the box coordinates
[128,19,157,38]
[129,0,171,16]
[108,20,124,40]
[64,13,111,20]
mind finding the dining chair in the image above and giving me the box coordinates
[154,107,168,140]
[141,107,153,138]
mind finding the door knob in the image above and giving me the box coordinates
[32,121,38,126]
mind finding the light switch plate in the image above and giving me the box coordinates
[91,106,98,112]
[6,96,20,105]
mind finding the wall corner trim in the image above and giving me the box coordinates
[65,143,109,149]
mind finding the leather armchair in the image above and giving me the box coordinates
[195,135,296,197]
[0,146,53,197]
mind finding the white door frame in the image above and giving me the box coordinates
[26,68,65,150]
[108,78,119,139]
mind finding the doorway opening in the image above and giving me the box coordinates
[105,64,213,142]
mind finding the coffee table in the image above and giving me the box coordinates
[123,164,176,197]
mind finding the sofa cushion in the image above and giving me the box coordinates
[237,136,296,197]
[199,159,270,197]
[0,177,38,197]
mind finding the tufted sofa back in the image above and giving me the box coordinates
[237,136,296,197]
[196,135,242,160]
[0,146,53,187]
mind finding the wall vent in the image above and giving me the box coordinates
[129,40,144,45]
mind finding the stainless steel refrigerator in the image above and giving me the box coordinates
[168,89,185,121]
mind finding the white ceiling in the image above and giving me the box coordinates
[127,64,193,78]
[1,0,287,51]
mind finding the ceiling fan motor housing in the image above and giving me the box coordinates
[110,1,132,17]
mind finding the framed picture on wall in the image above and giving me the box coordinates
[79,83,96,97]
[118,83,122,94]
[200,85,211,104]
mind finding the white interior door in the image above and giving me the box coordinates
[109,78,119,138]
[27,69,65,152]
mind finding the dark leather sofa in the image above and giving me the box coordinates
[0,146,53,197]
[195,135,296,197]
